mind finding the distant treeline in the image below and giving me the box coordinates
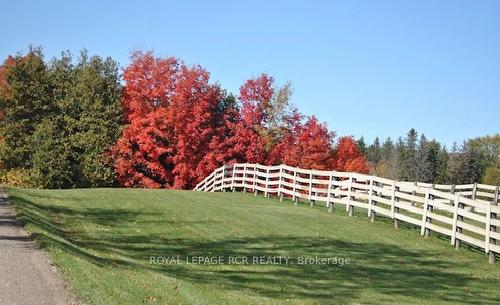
[1,47,498,189]
[357,130,500,185]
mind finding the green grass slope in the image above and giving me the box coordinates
[5,187,500,305]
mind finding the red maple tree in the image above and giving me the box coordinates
[277,115,336,170]
[217,74,275,165]
[239,73,274,127]
[332,136,370,173]
[114,52,231,189]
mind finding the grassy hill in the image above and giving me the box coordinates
[5,186,500,305]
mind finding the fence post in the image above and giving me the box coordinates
[488,186,499,264]
[452,195,462,249]
[424,184,434,237]
[450,184,455,201]
[279,165,284,202]
[293,169,299,205]
[472,182,478,200]
[264,167,270,199]
[345,174,351,213]
[214,171,219,192]
[394,186,399,229]
[309,170,315,207]
[485,203,492,260]
[368,178,375,222]
[253,165,258,197]
[347,174,354,217]
[467,182,478,213]
[231,163,236,192]
[221,165,227,192]
[242,164,247,193]
[327,173,333,212]
[421,187,433,237]
[390,180,396,217]
[426,185,435,237]
[411,181,417,206]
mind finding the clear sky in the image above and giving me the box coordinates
[1,0,499,147]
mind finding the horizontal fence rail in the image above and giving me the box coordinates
[194,163,500,264]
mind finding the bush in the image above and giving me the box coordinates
[483,166,500,186]
[0,168,32,187]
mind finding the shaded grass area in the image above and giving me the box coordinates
[5,186,500,305]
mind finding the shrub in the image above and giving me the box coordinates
[0,168,32,187]
[483,166,500,186]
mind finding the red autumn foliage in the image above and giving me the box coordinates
[113,52,230,189]
[332,136,370,173]
[120,52,179,122]
[113,52,370,189]
[0,56,16,120]
[114,109,175,188]
[239,73,274,126]
[269,116,369,173]
[0,56,15,98]
[277,116,336,170]
[213,74,274,166]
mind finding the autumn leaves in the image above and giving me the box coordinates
[113,52,368,189]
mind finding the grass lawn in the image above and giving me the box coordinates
[5,186,500,305]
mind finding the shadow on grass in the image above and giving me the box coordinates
[8,193,499,304]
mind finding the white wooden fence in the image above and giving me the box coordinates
[194,163,500,264]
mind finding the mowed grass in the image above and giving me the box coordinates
[5,187,500,305]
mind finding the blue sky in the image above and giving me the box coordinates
[1,0,499,147]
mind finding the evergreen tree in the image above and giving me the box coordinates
[429,142,449,184]
[367,137,381,163]
[395,137,407,180]
[356,136,367,155]
[446,149,461,184]
[31,117,75,188]
[402,128,418,181]
[454,142,484,183]
[0,48,54,169]
[381,137,394,161]
[67,51,123,186]
[415,135,433,182]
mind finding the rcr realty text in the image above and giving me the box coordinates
[150,256,351,266]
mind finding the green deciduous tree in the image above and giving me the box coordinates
[483,164,500,185]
